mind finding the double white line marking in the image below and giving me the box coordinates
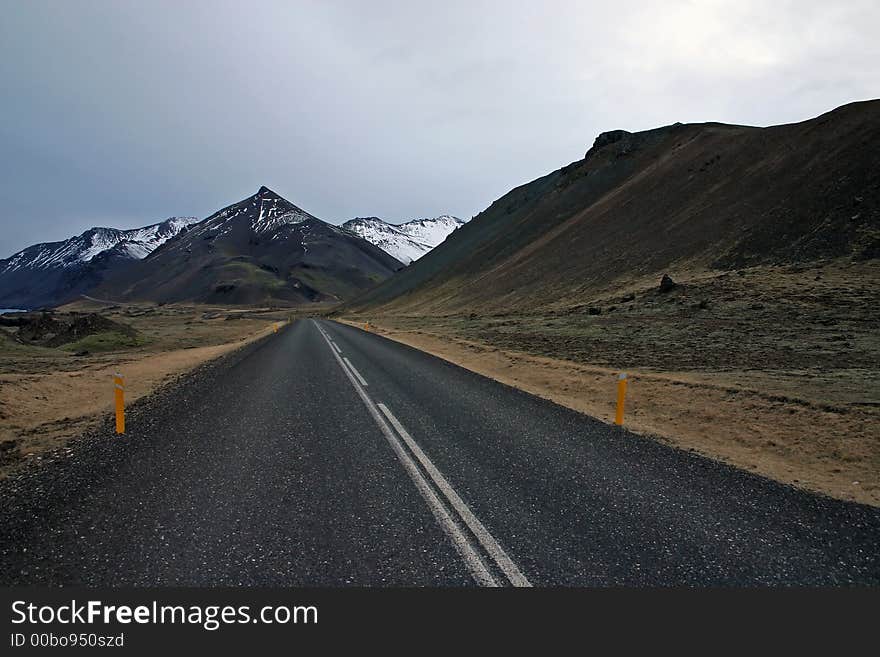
[325,334,368,386]
[343,357,369,387]
[313,320,531,587]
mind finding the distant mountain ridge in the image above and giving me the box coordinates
[0,217,199,308]
[342,215,465,264]
[96,186,404,305]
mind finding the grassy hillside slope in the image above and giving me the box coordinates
[348,100,879,314]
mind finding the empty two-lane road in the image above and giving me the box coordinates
[1,319,878,586]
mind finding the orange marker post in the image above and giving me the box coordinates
[615,372,628,426]
[114,372,125,435]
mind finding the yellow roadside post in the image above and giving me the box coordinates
[274,323,278,333]
[615,372,628,426]
[113,372,125,435]
[364,322,370,331]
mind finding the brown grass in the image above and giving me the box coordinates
[0,302,295,476]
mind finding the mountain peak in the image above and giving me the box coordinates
[257,185,280,198]
[192,187,320,235]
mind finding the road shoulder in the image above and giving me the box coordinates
[338,319,879,507]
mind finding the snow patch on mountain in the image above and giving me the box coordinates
[253,195,312,233]
[342,215,465,264]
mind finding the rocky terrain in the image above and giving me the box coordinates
[0,310,139,350]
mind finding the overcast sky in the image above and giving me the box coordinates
[1,0,877,257]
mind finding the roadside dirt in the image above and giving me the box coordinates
[0,302,293,476]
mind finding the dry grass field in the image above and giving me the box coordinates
[0,300,315,477]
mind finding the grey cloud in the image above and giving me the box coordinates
[1,0,878,256]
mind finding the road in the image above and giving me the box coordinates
[1,319,878,585]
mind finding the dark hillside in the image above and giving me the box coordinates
[348,100,879,314]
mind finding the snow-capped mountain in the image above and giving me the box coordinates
[97,186,404,305]
[1,217,199,274]
[0,217,198,308]
[342,215,465,264]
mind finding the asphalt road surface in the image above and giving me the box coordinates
[1,319,878,586]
